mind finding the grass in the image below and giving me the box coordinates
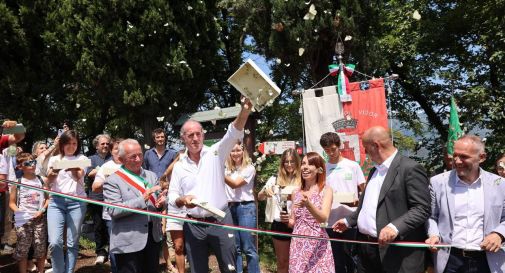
[79,236,96,250]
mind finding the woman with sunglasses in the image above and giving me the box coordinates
[258,148,301,273]
[46,130,88,273]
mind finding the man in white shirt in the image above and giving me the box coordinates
[168,98,253,273]
[320,132,365,273]
[333,126,431,273]
[426,135,505,273]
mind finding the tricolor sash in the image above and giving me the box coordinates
[115,166,156,206]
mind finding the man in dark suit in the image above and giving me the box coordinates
[333,126,431,273]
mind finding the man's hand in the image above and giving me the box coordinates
[425,235,440,252]
[155,189,168,208]
[1,120,16,128]
[480,232,503,252]
[332,219,349,233]
[240,96,253,111]
[143,185,161,202]
[176,195,196,208]
[378,225,398,246]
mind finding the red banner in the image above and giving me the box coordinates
[335,79,388,172]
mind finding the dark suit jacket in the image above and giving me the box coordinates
[346,153,431,273]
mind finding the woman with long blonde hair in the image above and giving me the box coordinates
[258,148,301,273]
[225,141,259,273]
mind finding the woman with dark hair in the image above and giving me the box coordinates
[288,152,334,273]
[46,130,88,273]
[258,148,301,273]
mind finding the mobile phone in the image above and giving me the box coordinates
[57,128,64,137]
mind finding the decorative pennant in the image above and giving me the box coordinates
[328,63,355,101]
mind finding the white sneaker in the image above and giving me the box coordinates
[95,255,106,265]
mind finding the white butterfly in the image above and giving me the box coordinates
[156,116,165,122]
[344,35,352,41]
[173,102,178,107]
[413,10,421,20]
[303,4,317,20]
[299,48,305,56]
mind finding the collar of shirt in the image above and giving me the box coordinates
[180,146,210,165]
[374,149,397,174]
[456,170,482,187]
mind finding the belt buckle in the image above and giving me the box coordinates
[461,249,469,257]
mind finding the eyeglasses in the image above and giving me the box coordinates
[283,160,296,166]
[22,160,37,167]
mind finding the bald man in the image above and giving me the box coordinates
[426,135,505,273]
[333,126,431,273]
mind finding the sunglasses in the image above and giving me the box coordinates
[22,160,37,167]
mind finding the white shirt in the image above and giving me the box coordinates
[263,176,294,222]
[357,150,397,237]
[452,176,485,250]
[326,158,366,225]
[93,160,122,220]
[48,154,88,197]
[225,164,256,202]
[168,123,244,217]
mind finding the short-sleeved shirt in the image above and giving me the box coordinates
[326,158,365,225]
[87,153,112,200]
[143,148,177,179]
[48,154,88,197]
[168,123,244,218]
[225,164,256,202]
[94,160,122,220]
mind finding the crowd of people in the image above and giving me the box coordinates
[1,99,505,273]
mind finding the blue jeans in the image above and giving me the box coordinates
[229,201,260,273]
[105,220,117,273]
[47,196,87,273]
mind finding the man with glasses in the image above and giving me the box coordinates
[87,134,112,264]
[169,98,253,273]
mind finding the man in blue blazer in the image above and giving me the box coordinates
[426,135,505,273]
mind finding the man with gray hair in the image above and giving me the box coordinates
[104,139,164,273]
[86,133,112,264]
[168,98,253,273]
[426,135,505,273]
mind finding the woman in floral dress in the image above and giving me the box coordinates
[288,152,334,273]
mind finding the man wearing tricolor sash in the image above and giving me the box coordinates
[168,97,253,273]
[103,139,164,273]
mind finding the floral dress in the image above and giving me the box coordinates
[288,188,335,273]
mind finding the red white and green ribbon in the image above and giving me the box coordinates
[115,166,157,206]
[329,64,355,95]
[0,178,459,249]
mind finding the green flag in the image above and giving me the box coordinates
[447,96,463,155]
